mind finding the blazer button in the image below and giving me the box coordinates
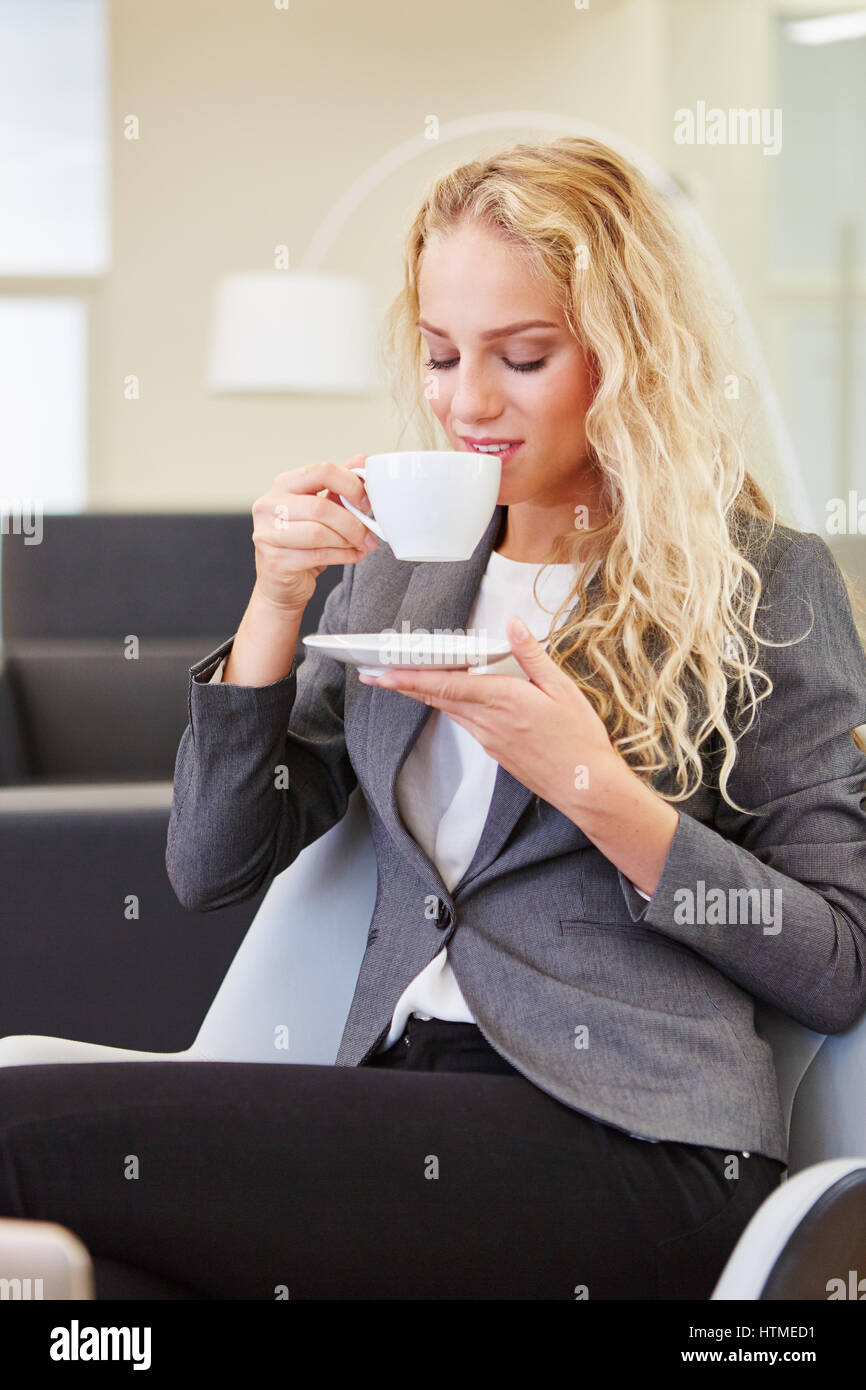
[433,898,452,929]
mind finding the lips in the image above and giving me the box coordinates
[459,436,522,446]
[459,437,523,464]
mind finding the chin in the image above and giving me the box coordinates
[497,478,530,502]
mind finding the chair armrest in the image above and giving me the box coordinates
[0,782,266,1050]
[0,1218,94,1299]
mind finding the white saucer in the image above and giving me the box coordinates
[302,632,514,677]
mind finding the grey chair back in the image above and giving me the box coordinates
[0,513,340,783]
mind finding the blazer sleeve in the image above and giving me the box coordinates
[166,563,357,912]
[617,531,866,1034]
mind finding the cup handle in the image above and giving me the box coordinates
[337,467,387,541]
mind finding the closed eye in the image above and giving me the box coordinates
[425,356,547,374]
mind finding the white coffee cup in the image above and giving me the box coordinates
[338,451,501,562]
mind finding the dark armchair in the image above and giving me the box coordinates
[0,513,340,1048]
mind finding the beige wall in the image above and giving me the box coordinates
[90,0,667,510]
[89,0,861,518]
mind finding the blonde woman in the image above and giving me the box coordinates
[3,138,866,1300]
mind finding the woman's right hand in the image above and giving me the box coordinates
[250,455,378,615]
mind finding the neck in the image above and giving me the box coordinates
[496,501,607,565]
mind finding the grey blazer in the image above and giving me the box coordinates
[166,505,866,1164]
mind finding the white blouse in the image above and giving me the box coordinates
[209,548,650,1054]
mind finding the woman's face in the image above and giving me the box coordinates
[417,218,599,516]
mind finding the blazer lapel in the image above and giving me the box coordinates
[454,549,604,894]
[365,504,603,899]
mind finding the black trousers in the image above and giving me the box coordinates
[0,1017,784,1299]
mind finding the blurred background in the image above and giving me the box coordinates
[0,0,864,1050]
[0,0,864,522]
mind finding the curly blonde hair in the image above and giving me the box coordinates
[380,136,866,808]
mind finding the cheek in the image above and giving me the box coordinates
[538,363,593,434]
[517,371,573,429]
[428,380,450,421]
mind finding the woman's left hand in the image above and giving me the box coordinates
[358,615,621,821]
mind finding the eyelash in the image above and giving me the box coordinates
[424,355,547,374]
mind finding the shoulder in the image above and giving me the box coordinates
[729,511,866,688]
[728,507,810,576]
[728,508,849,605]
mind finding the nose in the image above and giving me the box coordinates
[448,360,504,425]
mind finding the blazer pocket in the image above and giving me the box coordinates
[558,877,636,926]
[556,919,722,1018]
[558,919,688,944]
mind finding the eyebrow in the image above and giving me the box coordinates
[417,318,560,341]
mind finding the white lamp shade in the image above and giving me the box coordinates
[206,270,379,393]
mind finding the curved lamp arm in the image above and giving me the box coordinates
[299,109,814,531]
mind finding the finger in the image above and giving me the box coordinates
[376,679,487,709]
[272,460,371,513]
[506,617,570,693]
[326,454,373,513]
[390,688,485,720]
[372,669,495,704]
[303,492,378,550]
[321,455,374,517]
[257,496,376,553]
[256,535,371,568]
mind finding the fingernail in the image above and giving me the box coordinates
[363,534,378,549]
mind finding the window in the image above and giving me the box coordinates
[0,0,107,534]
[0,298,88,513]
[769,24,866,529]
[0,0,108,275]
